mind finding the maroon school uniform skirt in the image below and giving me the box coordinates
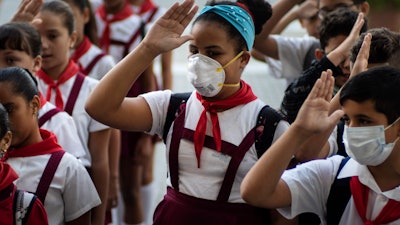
[153,187,270,225]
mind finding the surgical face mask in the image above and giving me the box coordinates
[343,118,400,166]
[187,51,243,97]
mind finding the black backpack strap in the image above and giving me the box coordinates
[298,156,351,225]
[326,156,351,225]
[254,105,285,158]
[13,190,37,225]
[336,119,347,157]
[162,92,191,143]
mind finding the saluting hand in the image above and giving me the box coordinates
[293,70,344,135]
[142,0,198,55]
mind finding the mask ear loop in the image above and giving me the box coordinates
[385,117,400,131]
[217,51,244,87]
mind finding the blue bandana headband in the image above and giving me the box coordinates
[200,5,255,50]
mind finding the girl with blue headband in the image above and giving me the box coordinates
[86,0,294,224]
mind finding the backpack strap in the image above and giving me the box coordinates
[38,108,62,128]
[35,151,65,204]
[254,105,285,158]
[162,92,191,143]
[14,190,37,225]
[326,156,351,225]
[336,119,347,157]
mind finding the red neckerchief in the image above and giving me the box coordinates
[2,129,64,161]
[0,162,17,225]
[39,92,47,109]
[70,36,92,63]
[137,0,156,14]
[0,162,18,191]
[350,176,400,224]
[37,60,79,109]
[194,80,257,168]
[97,3,133,53]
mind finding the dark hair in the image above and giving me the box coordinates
[350,28,400,68]
[319,7,368,50]
[340,66,400,124]
[194,0,272,52]
[0,104,10,139]
[0,67,39,102]
[63,0,99,45]
[42,1,75,35]
[0,22,42,57]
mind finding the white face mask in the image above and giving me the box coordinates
[187,51,243,97]
[343,118,400,166]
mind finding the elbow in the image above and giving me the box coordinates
[240,180,264,207]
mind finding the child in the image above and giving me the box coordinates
[65,0,115,79]
[63,1,121,223]
[0,22,86,161]
[0,66,100,225]
[242,34,400,224]
[0,103,48,225]
[32,1,111,224]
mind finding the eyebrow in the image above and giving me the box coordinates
[189,44,222,50]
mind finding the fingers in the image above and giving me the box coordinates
[350,13,365,37]
[351,33,371,76]
[307,70,334,101]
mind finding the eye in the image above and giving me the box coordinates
[342,116,350,125]
[5,57,16,65]
[189,49,199,55]
[4,105,13,114]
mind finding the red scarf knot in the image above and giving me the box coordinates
[37,60,79,109]
[193,80,257,168]
[97,3,133,53]
[350,176,400,225]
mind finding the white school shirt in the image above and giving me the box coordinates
[264,35,319,87]
[70,44,116,80]
[8,152,101,225]
[37,75,109,167]
[141,90,289,202]
[95,13,142,62]
[279,155,400,225]
[39,101,86,159]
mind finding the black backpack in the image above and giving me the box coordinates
[162,92,285,158]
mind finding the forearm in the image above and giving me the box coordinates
[86,42,159,121]
[241,125,311,207]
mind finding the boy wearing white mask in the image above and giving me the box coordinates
[242,34,400,224]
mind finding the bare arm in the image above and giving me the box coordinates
[85,0,198,132]
[88,129,110,225]
[241,70,344,208]
[65,211,90,225]
[106,128,121,211]
[254,0,302,60]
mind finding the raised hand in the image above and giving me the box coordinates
[328,12,365,66]
[11,0,43,23]
[293,70,344,134]
[350,33,372,78]
[142,0,198,55]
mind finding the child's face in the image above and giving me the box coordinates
[189,21,248,95]
[0,48,41,74]
[0,82,38,148]
[34,10,76,73]
[342,99,399,141]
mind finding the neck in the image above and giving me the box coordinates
[12,128,42,149]
[43,60,69,80]
[369,162,400,192]
[105,3,125,14]
[128,0,146,6]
